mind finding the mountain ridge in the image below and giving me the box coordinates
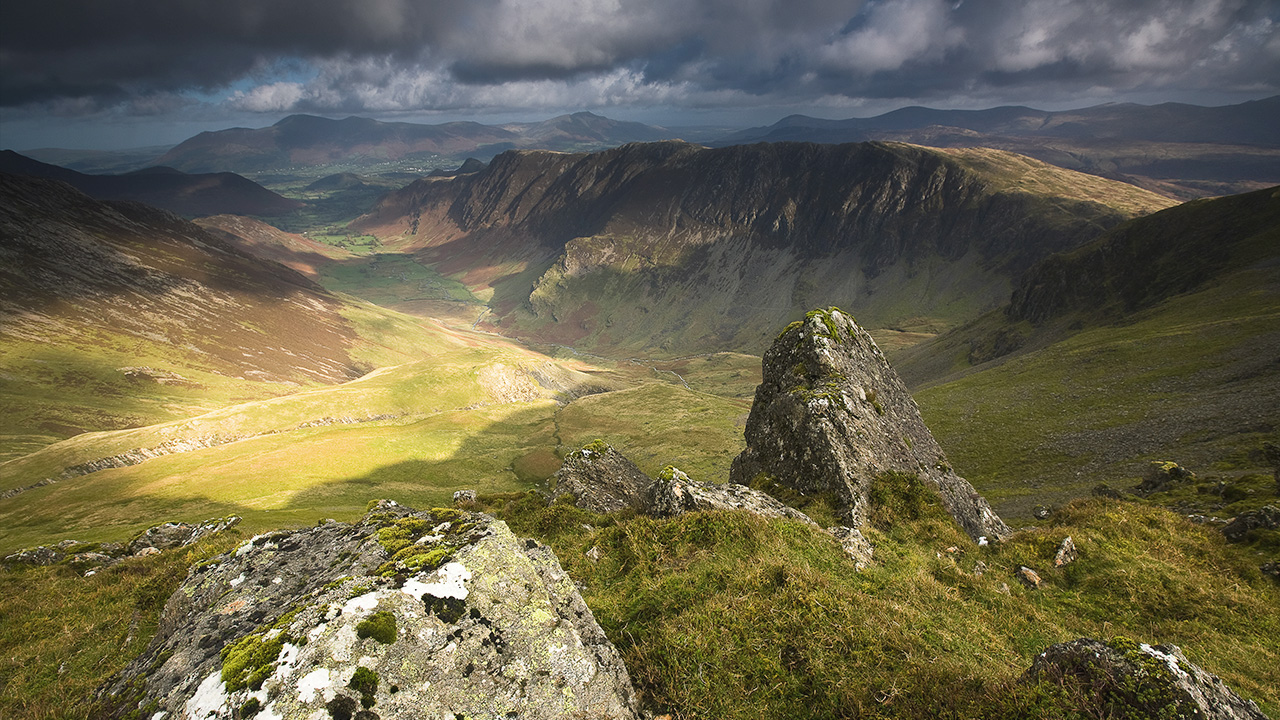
[716,96,1280,198]
[154,112,686,174]
[0,150,301,217]
[351,140,1176,354]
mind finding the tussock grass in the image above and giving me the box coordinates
[487,488,1280,719]
[6,487,1276,719]
[0,532,243,720]
[555,382,748,481]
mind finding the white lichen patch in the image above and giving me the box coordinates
[254,703,283,720]
[229,573,246,587]
[401,562,472,600]
[296,667,330,703]
[1141,643,1191,680]
[273,642,301,682]
[184,670,228,719]
[343,591,381,615]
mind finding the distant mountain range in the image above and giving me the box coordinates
[0,150,301,217]
[721,96,1280,146]
[13,98,1277,197]
[153,112,687,174]
[717,96,1280,198]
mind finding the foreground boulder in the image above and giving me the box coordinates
[91,501,639,720]
[1026,637,1268,719]
[730,308,1010,541]
[551,440,655,514]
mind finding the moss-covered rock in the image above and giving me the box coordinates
[90,500,639,719]
[1025,637,1268,720]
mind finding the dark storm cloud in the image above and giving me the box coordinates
[2,0,1277,114]
[1,0,476,105]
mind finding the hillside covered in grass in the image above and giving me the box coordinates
[4,483,1277,719]
[899,186,1280,517]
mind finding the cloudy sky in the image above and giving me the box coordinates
[2,0,1278,149]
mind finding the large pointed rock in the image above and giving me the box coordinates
[730,308,1010,541]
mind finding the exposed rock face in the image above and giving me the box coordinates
[91,501,639,720]
[3,517,239,571]
[351,141,1167,355]
[1026,637,1269,720]
[730,308,1010,541]
[1138,460,1197,495]
[551,441,654,514]
[127,517,242,555]
[1221,505,1280,543]
[645,466,817,525]
[1053,536,1078,567]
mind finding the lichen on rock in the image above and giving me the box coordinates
[645,465,818,524]
[550,440,655,514]
[1026,637,1269,720]
[730,307,1010,541]
[90,500,639,720]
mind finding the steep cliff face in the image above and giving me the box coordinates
[354,141,1174,354]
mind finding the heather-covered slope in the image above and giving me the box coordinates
[352,140,1174,354]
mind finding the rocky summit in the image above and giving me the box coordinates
[91,501,638,720]
[730,307,1010,541]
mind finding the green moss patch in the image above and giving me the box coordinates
[349,666,379,709]
[355,611,397,644]
[220,633,285,692]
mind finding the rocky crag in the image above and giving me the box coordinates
[730,307,1010,541]
[91,501,638,720]
[3,517,240,572]
[350,141,1174,354]
[1028,637,1269,720]
[552,441,875,568]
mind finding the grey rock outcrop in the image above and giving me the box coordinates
[1053,536,1077,567]
[1221,505,1280,543]
[91,501,639,720]
[127,516,242,555]
[551,440,655,514]
[729,308,1010,541]
[645,466,817,525]
[1138,460,1197,495]
[827,526,875,570]
[3,517,239,571]
[1027,637,1269,720]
